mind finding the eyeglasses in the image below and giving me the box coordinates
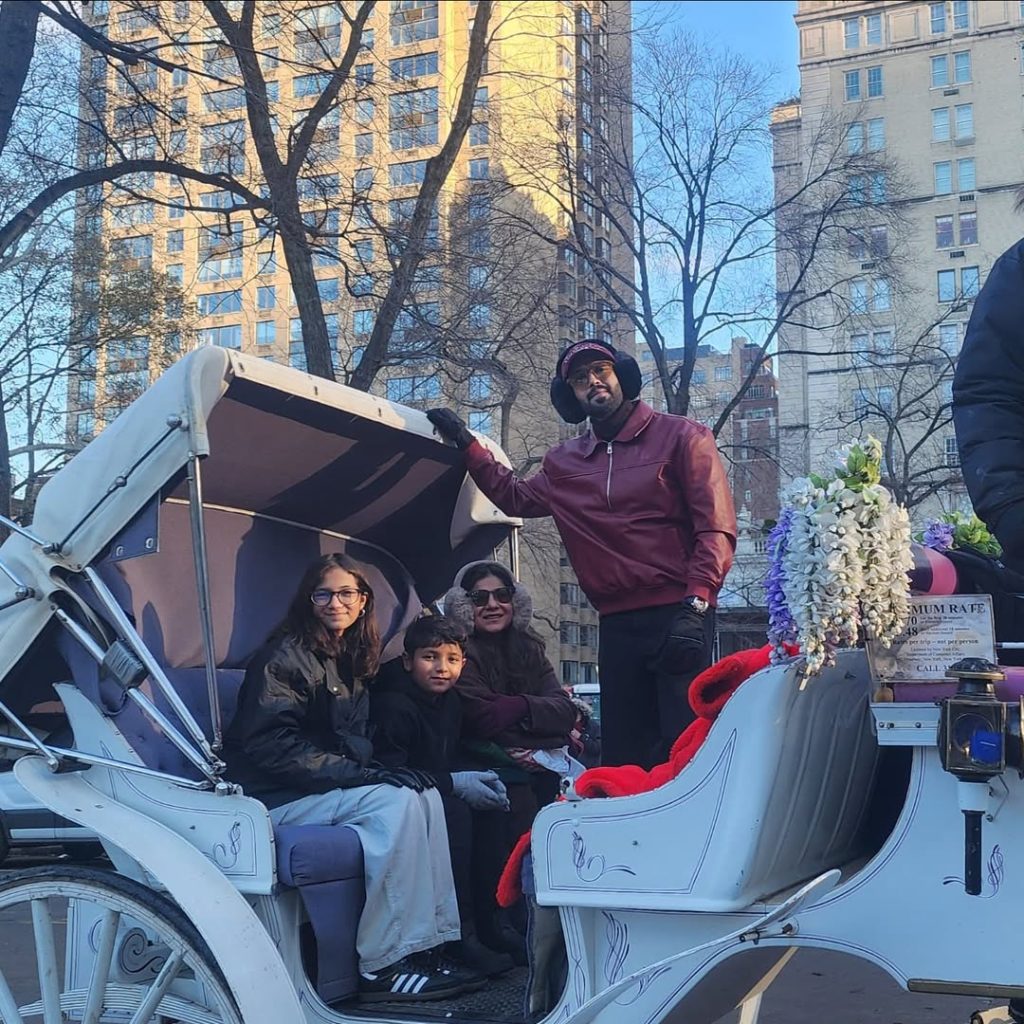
[568,361,615,389]
[468,586,515,607]
[311,588,364,607]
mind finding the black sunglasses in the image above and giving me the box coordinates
[468,586,515,607]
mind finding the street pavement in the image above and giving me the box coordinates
[0,848,1005,1024]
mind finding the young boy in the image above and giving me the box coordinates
[372,616,514,978]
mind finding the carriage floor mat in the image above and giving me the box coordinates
[341,967,528,1023]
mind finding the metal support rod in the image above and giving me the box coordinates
[0,555,34,597]
[0,696,59,770]
[0,734,213,790]
[508,528,520,581]
[186,455,223,752]
[52,608,221,783]
[81,567,219,763]
[0,513,46,547]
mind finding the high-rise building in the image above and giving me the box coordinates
[638,338,780,524]
[774,0,1023,519]
[71,0,634,659]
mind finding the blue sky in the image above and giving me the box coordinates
[635,1,800,96]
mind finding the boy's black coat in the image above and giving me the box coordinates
[370,658,462,794]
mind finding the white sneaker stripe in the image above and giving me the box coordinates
[411,974,430,994]
[391,974,407,992]
[401,974,421,994]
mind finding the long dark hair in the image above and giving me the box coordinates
[461,561,548,694]
[280,554,381,680]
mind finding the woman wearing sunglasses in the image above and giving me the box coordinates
[443,561,576,958]
[224,553,481,1003]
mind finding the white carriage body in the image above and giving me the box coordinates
[0,348,1018,1024]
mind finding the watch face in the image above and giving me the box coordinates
[687,597,708,614]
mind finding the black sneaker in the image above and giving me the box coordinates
[358,951,478,1003]
[445,936,515,978]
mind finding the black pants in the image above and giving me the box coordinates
[441,792,475,935]
[598,603,716,769]
[470,774,560,935]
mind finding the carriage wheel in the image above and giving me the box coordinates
[0,864,243,1023]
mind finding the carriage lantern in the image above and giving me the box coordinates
[939,657,1024,895]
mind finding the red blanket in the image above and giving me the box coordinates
[496,643,781,907]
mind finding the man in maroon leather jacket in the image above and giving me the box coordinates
[428,341,737,769]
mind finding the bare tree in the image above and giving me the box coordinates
[0,0,494,382]
[504,28,908,428]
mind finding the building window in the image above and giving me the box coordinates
[930,1,946,33]
[870,224,888,256]
[256,320,276,346]
[469,121,489,145]
[390,51,439,80]
[692,369,706,385]
[953,0,969,30]
[959,210,978,245]
[289,338,307,371]
[355,62,374,85]
[560,582,580,607]
[955,103,973,140]
[469,373,492,401]
[931,55,949,87]
[385,374,442,404]
[389,159,427,186]
[937,269,957,302]
[867,117,885,150]
[851,278,868,313]
[934,160,952,195]
[390,0,439,46]
[935,214,954,248]
[469,157,489,180]
[317,277,339,303]
[198,323,242,349]
[843,17,860,49]
[877,386,894,415]
[468,410,492,436]
[166,262,183,285]
[389,87,438,149]
[714,365,732,381]
[954,50,971,82]
[854,388,871,420]
[354,167,374,192]
[873,277,891,311]
[846,122,864,154]
[866,65,883,97]
[165,228,184,253]
[939,323,961,355]
[355,132,373,157]
[844,69,860,101]
[865,12,882,44]
[945,436,960,467]
[257,285,275,309]
[962,265,980,298]
[932,107,950,142]
[198,289,243,316]
[957,157,975,191]
[354,309,374,336]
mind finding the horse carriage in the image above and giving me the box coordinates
[0,346,1018,1024]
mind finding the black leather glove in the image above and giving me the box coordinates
[426,408,474,450]
[654,606,709,675]
[362,766,437,791]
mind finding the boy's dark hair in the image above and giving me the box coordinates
[403,615,467,655]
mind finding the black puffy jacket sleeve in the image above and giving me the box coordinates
[953,239,1024,572]
[229,639,369,794]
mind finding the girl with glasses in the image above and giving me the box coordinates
[224,553,481,1003]
[443,561,577,961]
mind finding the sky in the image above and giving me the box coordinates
[635,0,801,97]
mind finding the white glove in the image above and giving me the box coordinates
[451,770,510,811]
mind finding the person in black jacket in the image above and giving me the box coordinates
[953,236,1024,574]
[372,616,514,977]
[224,554,479,1003]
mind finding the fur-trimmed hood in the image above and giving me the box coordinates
[442,560,533,634]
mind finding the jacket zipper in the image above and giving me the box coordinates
[605,442,614,509]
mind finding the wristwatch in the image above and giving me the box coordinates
[684,596,709,616]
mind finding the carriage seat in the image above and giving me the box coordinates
[276,824,365,1004]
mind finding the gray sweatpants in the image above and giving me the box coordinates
[270,784,460,973]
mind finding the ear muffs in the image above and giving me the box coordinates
[549,349,644,424]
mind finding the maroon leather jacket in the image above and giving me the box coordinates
[464,400,737,615]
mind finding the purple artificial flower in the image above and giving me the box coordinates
[922,519,955,552]
[765,507,797,649]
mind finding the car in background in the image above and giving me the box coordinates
[0,766,102,862]
[572,682,600,723]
